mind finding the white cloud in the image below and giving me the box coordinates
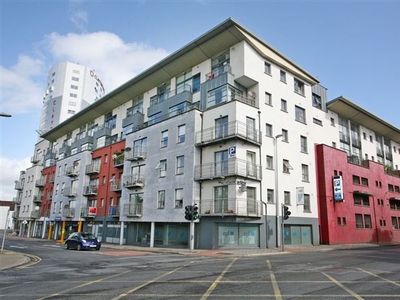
[44,31,169,92]
[0,56,45,115]
[0,156,30,201]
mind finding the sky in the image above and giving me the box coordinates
[1,0,400,201]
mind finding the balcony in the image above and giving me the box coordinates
[113,155,125,168]
[194,158,262,181]
[65,166,79,177]
[81,206,97,218]
[49,175,55,183]
[123,175,144,189]
[200,198,261,217]
[339,132,350,143]
[14,181,24,190]
[63,187,77,198]
[195,120,261,146]
[111,179,122,192]
[125,149,147,161]
[62,208,75,218]
[35,178,46,187]
[108,205,120,217]
[31,154,41,164]
[30,210,40,219]
[13,197,21,204]
[83,185,98,196]
[33,195,44,203]
[85,163,100,174]
[206,65,232,81]
[123,203,143,217]
[12,211,19,219]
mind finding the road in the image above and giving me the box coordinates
[1,239,400,299]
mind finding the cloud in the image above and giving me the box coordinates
[0,56,45,115]
[0,156,30,201]
[68,0,89,32]
[43,31,169,92]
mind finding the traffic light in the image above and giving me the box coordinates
[184,205,193,221]
[283,205,291,220]
[192,204,199,220]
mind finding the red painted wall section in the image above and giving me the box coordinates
[315,144,400,245]
[89,141,125,217]
[41,165,56,218]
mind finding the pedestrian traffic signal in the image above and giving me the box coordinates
[192,204,199,220]
[184,205,193,221]
[283,205,291,220]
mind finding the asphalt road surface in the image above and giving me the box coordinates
[1,239,400,299]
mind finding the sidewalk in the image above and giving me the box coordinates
[0,235,379,271]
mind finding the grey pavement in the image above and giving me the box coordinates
[0,234,380,271]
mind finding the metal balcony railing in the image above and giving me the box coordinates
[125,149,147,161]
[108,205,120,217]
[122,175,144,188]
[65,166,79,177]
[35,178,46,187]
[194,158,262,181]
[83,185,98,196]
[33,195,44,203]
[195,120,261,145]
[62,208,75,218]
[200,198,261,217]
[85,163,100,174]
[123,203,143,217]
[63,187,77,198]
[111,179,122,192]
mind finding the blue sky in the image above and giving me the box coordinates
[1,0,400,200]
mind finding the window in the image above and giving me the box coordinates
[280,70,286,83]
[392,217,399,229]
[312,93,322,109]
[156,160,167,177]
[356,214,363,228]
[353,194,370,206]
[71,85,78,90]
[161,130,168,148]
[267,189,274,203]
[265,123,273,137]
[302,164,309,182]
[104,112,116,129]
[215,116,228,139]
[281,99,287,112]
[70,93,77,98]
[266,155,273,170]
[192,74,200,93]
[364,215,372,228]
[361,177,369,186]
[214,186,228,213]
[264,61,271,75]
[265,92,272,106]
[300,136,308,153]
[283,159,292,173]
[330,118,335,126]
[353,175,360,185]
[294,78,305,95]
[313,118,322,126]
[295,106,306,123]
[215,150,229,177]
[178,125,186,143]
[72,76,79,82]
[176,156,184,175]
[157,190,165,209]
[304,194,310,212]
[175,189,183,208]
[282,129,288,142]
[284,191,290,205]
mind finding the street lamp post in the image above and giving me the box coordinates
[274,134,283,248]
[1,208,10,253]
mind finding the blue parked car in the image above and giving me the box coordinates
[64,232,101,251]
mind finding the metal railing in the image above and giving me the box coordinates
[200,198,261,217]
[123,203,143,217]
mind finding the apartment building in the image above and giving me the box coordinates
[14,18,400,249]
[13,62,105,237]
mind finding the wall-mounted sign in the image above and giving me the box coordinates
[228,145,236,157]
[333,175,344,201]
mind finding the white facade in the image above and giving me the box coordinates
[39,62,105,134]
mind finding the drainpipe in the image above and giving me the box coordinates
[257,110,267,248]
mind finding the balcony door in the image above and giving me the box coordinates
[215,116,228,139]
[247,187,256,214]
[246,151,256,177]
[214,186,228,213]
[215,150,228,177]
